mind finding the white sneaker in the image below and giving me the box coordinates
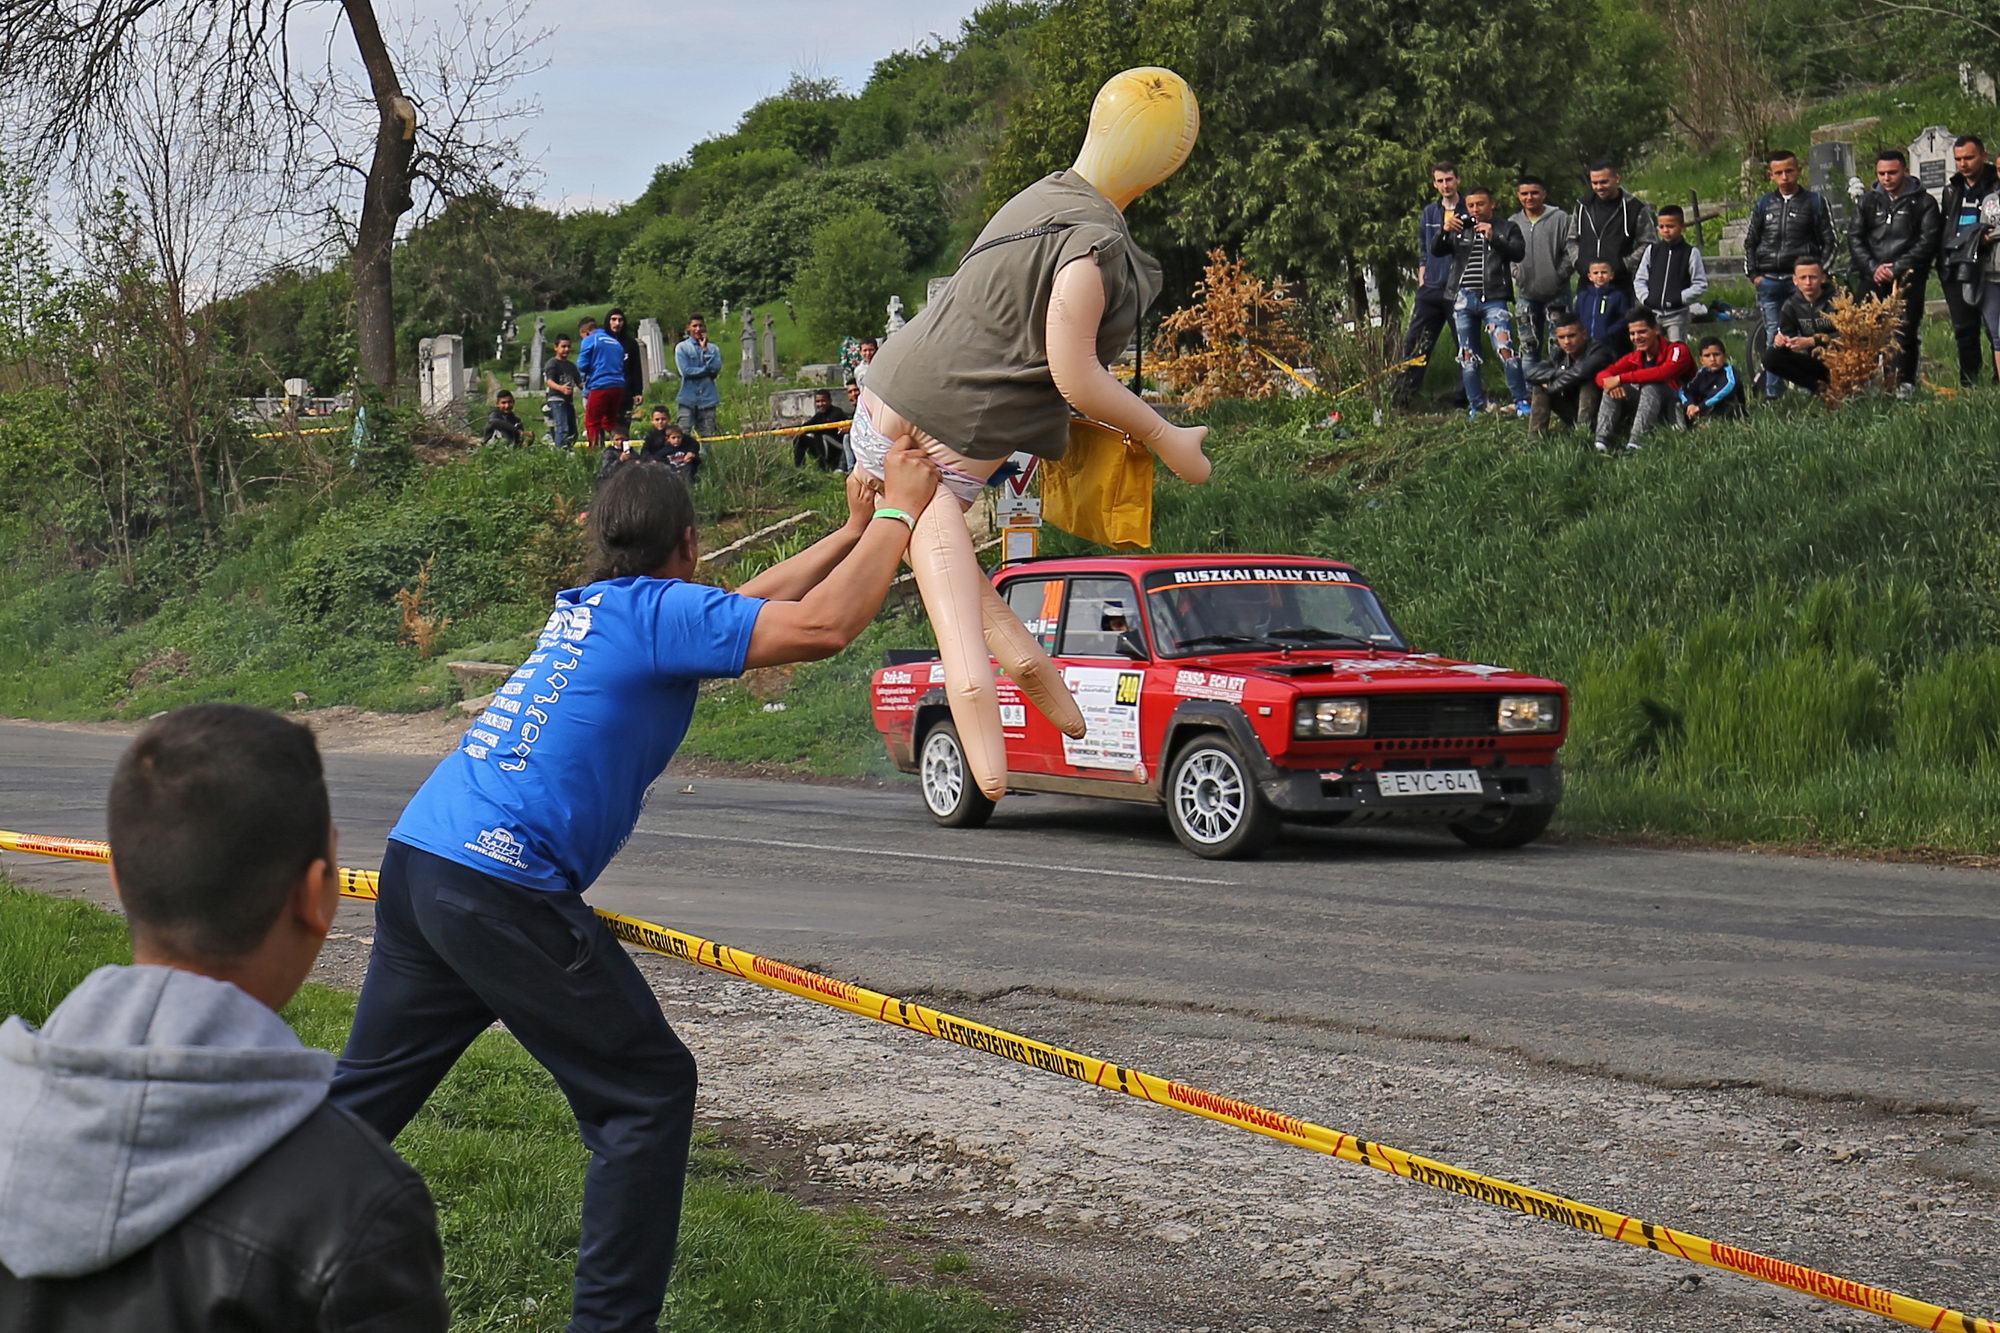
[1592,441,1609,454]
[1624,441,1642,453]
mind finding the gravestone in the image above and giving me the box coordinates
[738,308,757,384]
[884,294,906,339]
[462,368,478,398]
[637,317,667,385]
[925,275,952,308]
[1808,140,1855,196]
[767,387,820,423]
[282,376,311,401]
[529,315,546,389]
[1813,117,1879,147]
[1910,126,1957,202]
[417,334,465,416]
[760,314,779,379]
[796,363,836,384]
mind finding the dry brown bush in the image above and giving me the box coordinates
[1150,250,1309,410]
[394,557,451,658]
[1822,284,1906,405]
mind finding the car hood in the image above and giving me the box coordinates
[1185,653,1563,689]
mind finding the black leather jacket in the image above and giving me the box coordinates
[1429,218,1526,302]
[1745,188,1836,279]
[1849,180,1942,284]
[0,1104,448,1333]
[1527,338,1619,394]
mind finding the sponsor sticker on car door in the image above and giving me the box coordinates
[1060,666,1144,771]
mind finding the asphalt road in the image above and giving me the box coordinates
[3,720,1995,1116]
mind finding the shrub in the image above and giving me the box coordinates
[790,208,911,347]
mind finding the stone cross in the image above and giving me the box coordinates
[739,307,758,384]
[529,315,546,389]
[637,317,667,386]
[761,313,779,379]
[884,294,906,338]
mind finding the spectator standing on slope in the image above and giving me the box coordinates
[577,317,626,448]
[1432,185,1531,419]
[1509,176,1576,363]
[1573,161,1656,297]
[674,314,724,438]
[1393,162,1471,409]
[1849,148,1942,398]
[1744,149,1836,399]
[544,335,583,448]
[1940,135,2000,386]
[1633,204,1709,347]
[606,309,645,437]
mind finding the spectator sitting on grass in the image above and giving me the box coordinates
[1525,314,1616,437]
[1575,260,1633,355]
[484,390,529,446]
[1633,204,1709,347]
[0,704,448,1332]
[1762,259,1839,395]
[794,389,848,471]
[1680,337,1747,425]
[639,409,701,483]
[1592,308,1693,453]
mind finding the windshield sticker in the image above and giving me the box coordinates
[1061,666,1144,771]
[1164,567,1363,587]
[1174,669,1246,702]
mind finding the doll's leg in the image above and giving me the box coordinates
[908,487,1009,799]
[978,581,1087,738]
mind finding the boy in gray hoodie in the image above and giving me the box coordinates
[0,704,447,1333]
[1509,176,1578,365]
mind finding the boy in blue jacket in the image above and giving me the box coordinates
[575,317,628,447]
[1576,261,1633,354]
[1679,337,1747,425]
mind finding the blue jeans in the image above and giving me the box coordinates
[1755,276,1796,397]
[1453,290,1529,409]
[332,842,696,1333]
[548,395,576,448]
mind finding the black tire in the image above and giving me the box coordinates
[1447,804,1555,850]
[1164,734,1280,859]
[918,721,995,829]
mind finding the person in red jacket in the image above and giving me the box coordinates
[1591,309,1694,453]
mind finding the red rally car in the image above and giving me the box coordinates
[870,555,1569,859]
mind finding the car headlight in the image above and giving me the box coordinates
[1294,697,1367,738]
[1497,694,1561,733]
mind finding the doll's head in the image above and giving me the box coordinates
[1070,67,1200,210]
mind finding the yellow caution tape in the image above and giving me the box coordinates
[700,419,853,444]
[1,824,1988,1333]
[250,426,347,439]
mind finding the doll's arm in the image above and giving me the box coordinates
[1047,257,1211,484]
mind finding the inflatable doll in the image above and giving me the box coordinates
[854,66,1212,799]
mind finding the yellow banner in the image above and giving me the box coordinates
[0,826,1987,1333]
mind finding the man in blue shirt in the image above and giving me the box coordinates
[330,442,939,1333]
[674,313,724,437]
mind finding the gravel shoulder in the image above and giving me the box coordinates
[307,925,1998,1333]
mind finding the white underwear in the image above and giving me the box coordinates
[849,400,988,507]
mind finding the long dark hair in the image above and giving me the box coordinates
[590,460,694,580]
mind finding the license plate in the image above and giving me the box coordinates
[1374,769,1483,797]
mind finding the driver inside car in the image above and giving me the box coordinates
[1207,583,1288,639]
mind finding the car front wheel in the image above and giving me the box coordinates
[1165,734,1279,859]
[919,721,995,829]
[1447,804,1555,850]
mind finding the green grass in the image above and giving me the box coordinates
[0,879,1013,1332]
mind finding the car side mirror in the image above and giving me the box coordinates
[1116,630,1149,661]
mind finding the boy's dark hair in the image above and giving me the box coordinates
[859,337,878,349]
[1553,314,1585,332]
[1430,160,1458,176]
[1698,336,1727,353]
[1768,148,1799,165]
[590,460,695,581]
[1516,174,1547,188]
[606,306,626,322]
[688,312,707,323]
[1954,134,1986,151]
[1875,147,1908,166]
[578,317,598,333]
[1587,159,1617,175]
[814,388,832,401]
[496,390,513,402]
[108,705,330,960]
[1464,185,1493,201]
[1657,204,1684,221]
[1626,309,1659,328]
[1793,256,1826,272]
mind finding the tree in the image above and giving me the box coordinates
[0,0,544,394]
[790,209,912,347]
[990,0,1673,315]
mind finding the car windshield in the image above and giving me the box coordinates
[1143,567,1406,658]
